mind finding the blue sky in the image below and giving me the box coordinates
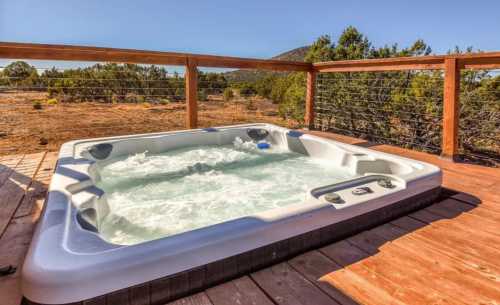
[0,0,499,66]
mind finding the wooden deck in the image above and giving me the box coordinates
[0,132,499,305]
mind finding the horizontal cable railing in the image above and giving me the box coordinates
[308,54,500,166]
[0,63,300,156]
[196,77,298,128]
[1,42,499,165]
[314,71,444,153]
[0,62,188,155]
[458,69,499,166]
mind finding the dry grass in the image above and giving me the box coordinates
[0,91,298,155]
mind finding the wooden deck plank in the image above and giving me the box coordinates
[165,292,213,305]
[0,202,44,305]
[251,262,342,305]
[14,152,57,219]
[0,152,45,238]
[426,197,500,223]
[348,229,500,305]
[0,154,24,190]
[205,276,274,305]
[371,221,500,282]
[289,250,432,305]
[0,152,52,305]
[287,251,360,305]
[408,211,500,258]
[343,233,476,305]
[321,241,463,304]
[423,202,500,233]
[389,216,500,282]
[318,241,454,305]
[408,209,500,252]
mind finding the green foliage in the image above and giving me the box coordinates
[247,26,497,164]
[223,88,234,101]
[3,61,39,87]
[3,61,37,80]
[174,88,185,101]
[254,75,277,98]
[46,98,58,105]
[0,70,5,86]
[125,92,145,103]
[198,71,228,98]
[238,82,256,96]
[278,73,306,120]
[198,89,208,101]
[36,63,184,103]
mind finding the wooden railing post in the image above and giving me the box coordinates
[304,71,316,129]
[185,58,198,129]
[441,57,460,161]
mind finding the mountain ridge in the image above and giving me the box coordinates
[224,46,310,83]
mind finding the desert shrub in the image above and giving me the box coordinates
[238,83,256,96]
[198,89,208,101]
[223,88,234,101]
[174,88,185,101]
[278,73,305,121]
[3,61,38,87]
[125,93,145,103]
[46,98,58,105]
[255,75,276,98]
[33,101,43,110]
[247,99,257,111]
[111,94,120,104]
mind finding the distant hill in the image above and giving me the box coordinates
[270,46,310,62]
[224,46,310,83]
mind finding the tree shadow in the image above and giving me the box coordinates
[288,187,483,305]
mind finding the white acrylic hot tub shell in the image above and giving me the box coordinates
[22,123,441,304]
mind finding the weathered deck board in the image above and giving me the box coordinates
[205,276,274,305]
[0,152,45,239]
[1,132,500,305]
[251,262,341,305]
[0,152,57,305]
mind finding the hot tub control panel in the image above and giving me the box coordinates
[310,175,404,209]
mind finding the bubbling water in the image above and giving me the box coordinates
[96,138,352,245]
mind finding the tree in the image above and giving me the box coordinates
[236,82,256,96]
[254,75,276,98]
[3,61,38,87]
[223,88,234,101]
[198,88,208,101]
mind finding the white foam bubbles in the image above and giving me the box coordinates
[96,138,353,245]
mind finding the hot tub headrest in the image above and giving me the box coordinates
[247,128,269,142]
[76,208,98,232]
[88,143,113,160]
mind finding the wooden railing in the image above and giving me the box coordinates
[1,42,499,161]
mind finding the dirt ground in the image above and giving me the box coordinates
[0,91,298,156]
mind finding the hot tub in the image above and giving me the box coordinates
[22,123,441,305]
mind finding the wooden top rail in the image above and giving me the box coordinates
[2,42,499,73]
[313,52,500,72]
[0,42,312,72]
